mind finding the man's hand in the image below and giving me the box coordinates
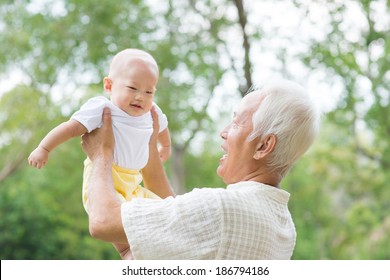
[81,107,115,161]
[142,106,175,198]
[150,105,160,146]
[158,145,171,162]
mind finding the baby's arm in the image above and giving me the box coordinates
[28,119,88,169]
[158,127,171,162]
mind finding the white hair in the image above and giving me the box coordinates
[247,80,321,177]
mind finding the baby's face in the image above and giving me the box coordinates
[107,58,158,117]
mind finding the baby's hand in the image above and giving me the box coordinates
[28,146,49,169]
[159,145,171,162]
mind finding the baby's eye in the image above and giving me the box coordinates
[146,91,154,95]
[127,86,137,91]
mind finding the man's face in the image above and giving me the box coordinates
[217,91,263,184]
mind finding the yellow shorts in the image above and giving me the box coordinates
[82,158,160,213]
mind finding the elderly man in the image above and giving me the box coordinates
[81,80,320,260]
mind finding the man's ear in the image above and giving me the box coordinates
[253,134,277,160]
[103,77,112,93]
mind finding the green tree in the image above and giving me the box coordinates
[1,0,389,260]
[0,0,248,259]
[0,0,249,194]
[290,0,390,259]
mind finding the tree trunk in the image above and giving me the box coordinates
[170,145,187,195]
[233,0,253,95]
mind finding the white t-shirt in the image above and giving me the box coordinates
[121,181,296,259]
[71,96,168,169]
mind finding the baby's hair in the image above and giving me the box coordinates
[108,48,159,78]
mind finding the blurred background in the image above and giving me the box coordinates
[0,0,389,259]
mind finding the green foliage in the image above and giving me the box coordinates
[1,0,389,260]
[288,0,390,259]
[184,147,225,192]
[0,137,119,259]
[1,0,233,259]
[286,119,390,259]
[0,86,55,182]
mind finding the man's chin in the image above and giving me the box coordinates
[216,166,224,180]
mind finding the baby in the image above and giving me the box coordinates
[28,48,171,211]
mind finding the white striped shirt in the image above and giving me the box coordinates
[121,181,296,260]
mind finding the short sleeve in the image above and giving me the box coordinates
[153,103,168,132]
[121,189,222,260]
[71,97,109,132]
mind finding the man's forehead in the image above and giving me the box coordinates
[236,91,262,113]
[232,106,252,126]
[244,89,263,103]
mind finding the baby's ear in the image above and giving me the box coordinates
[103,77,112,93]
[253,134,276,160]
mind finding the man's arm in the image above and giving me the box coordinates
[142,107,175,198]
[112,243,134,260]
[81,108,127,244]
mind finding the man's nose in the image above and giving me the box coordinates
[220,124,229,140]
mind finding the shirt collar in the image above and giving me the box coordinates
[227,181,291,203]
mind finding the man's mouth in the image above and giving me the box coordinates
[220,154,228,161]
[220,145,228,161]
